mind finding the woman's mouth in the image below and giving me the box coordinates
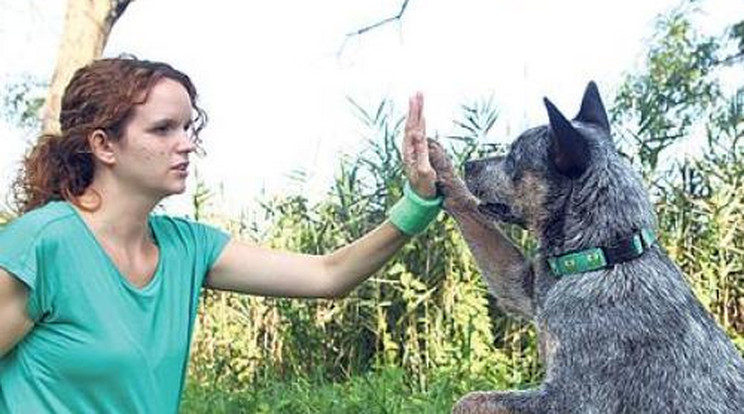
[171,162,189,176]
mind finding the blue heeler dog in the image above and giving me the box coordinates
[427,82,744,413]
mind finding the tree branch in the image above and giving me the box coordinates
[337,0,410,57]
[106,0,134,28]
[714,51,744,66]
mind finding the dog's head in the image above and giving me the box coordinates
[464,82,653,242]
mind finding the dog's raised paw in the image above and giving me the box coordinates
[426,139,479,214]
[427,138,455,176]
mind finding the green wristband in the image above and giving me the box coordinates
[388,182,443,236]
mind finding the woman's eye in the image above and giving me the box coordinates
[152,121,192,137]
[153,125,171,134]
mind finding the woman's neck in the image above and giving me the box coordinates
[75,184,158,249]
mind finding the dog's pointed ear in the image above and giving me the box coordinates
[575,81,610,133]
[545,97,590,178]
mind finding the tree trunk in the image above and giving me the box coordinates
[42,0,133,134]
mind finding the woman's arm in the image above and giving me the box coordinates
[204,93,437,298]
[204,221,408,298]
[0,269,34,357]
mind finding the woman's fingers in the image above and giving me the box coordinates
[414,117,432,172]
[403,94,420,168]
[402,92,437,197]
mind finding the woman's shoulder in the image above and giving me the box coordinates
[150,213,226,231]
[149,214,229,248]
[149,213,199,232]
[0,201,77,238]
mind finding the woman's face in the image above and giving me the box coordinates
[110,78,196,200]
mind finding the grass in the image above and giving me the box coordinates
[180,367,483,414]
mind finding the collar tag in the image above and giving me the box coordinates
[548,247,607,276]
[548,228,657,278]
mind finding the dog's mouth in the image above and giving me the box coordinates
[477,202,526,227]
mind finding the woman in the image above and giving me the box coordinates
[0,57,441,413]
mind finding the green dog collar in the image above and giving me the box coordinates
[547,228,657,277]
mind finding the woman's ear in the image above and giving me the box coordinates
[88,129,117,166]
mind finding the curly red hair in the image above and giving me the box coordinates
[12,56,207,213]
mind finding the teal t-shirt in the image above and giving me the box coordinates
[0,201,230,413]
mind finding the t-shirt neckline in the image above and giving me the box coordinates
[62,201,164,295]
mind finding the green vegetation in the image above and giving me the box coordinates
[186,96,541,404]
[181,7,743,412]
[181,366,487,414]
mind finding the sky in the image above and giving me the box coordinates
[1,0,742,219]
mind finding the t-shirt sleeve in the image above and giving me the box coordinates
[160,216,231,287]
[0,217,50,322]
[191,220,231,273]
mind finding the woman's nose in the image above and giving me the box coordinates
[178,130,197,152]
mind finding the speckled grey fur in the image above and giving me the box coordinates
[428,82,744,414]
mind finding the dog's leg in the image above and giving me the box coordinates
[452,389,546,414]
[428,139,535,319]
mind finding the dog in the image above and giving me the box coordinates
[427,82,744,413]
